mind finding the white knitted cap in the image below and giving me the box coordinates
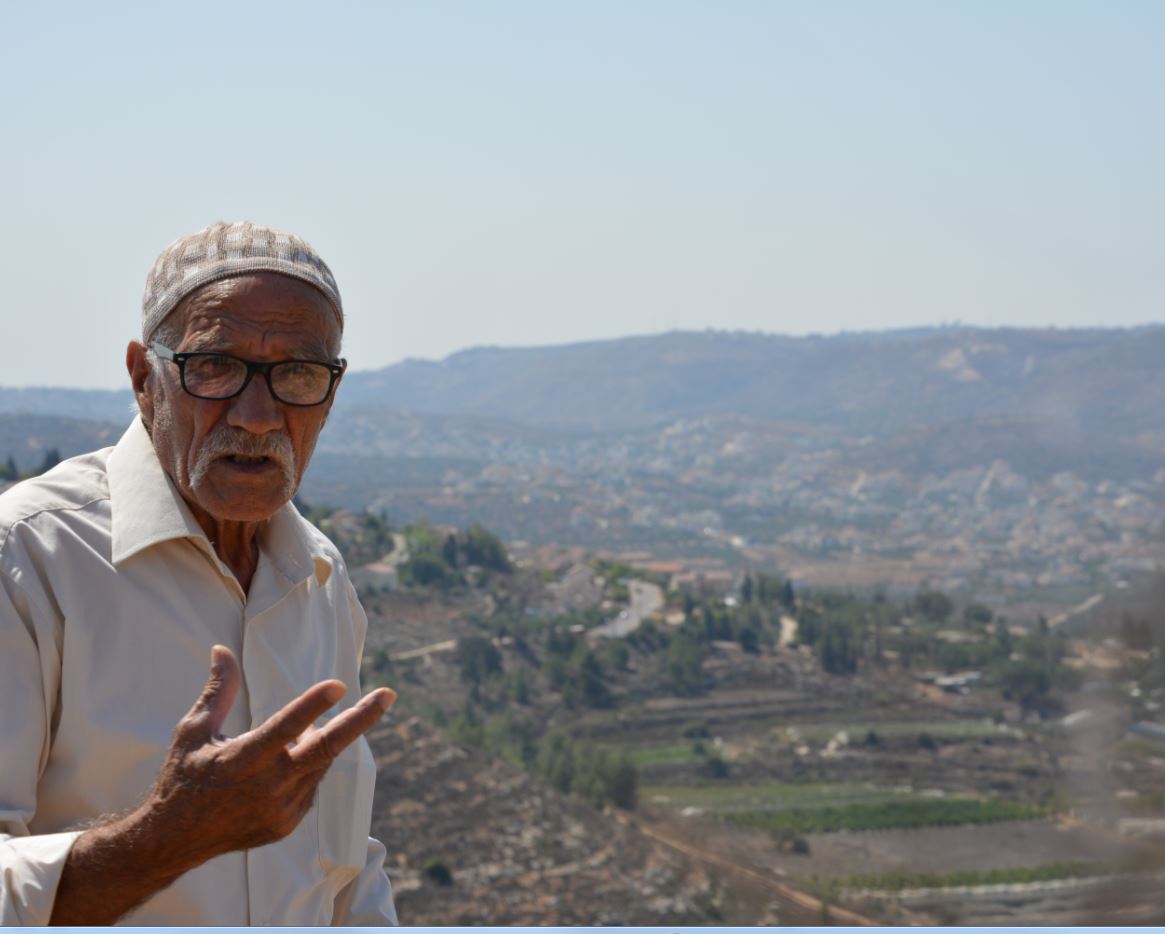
[141,221,343,342]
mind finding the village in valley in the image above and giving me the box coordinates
[307,501,1165,926]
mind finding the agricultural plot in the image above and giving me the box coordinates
[597,676,1158,924]
[722,796,1048,834]
[642,779,1047,833]
[841,861,1107,892]
[643,780,915,813]
[356,561,1165,924]
[782,718,1026,744]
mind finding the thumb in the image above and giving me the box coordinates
[183,645,241,743]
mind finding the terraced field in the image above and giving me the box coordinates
[643,780,918,812]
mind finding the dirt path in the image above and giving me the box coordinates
[614,810,880,925]
[389,638,457,662]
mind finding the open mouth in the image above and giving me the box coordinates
[219,453,279,471]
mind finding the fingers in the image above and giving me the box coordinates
[253,679,348,752]
[288,688,395,770]
[179,645,241,745]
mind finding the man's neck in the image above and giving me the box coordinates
[188,506,262,594]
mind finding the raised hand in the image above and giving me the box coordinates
[151,645,395,858]
[50,645,394,926]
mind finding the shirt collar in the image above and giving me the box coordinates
[108,416,333,587]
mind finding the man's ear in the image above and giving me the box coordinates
[126,341,155,428]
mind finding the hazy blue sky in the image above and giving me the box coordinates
[2,1,1162,388]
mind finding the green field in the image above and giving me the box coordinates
[642,781,917,812]
[723,797,1049,834]
[840,860,1106,892]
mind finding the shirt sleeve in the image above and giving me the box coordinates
[330,836,398,926]
[0,566,80,925]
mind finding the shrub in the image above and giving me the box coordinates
[455,636,502,685]
[700,753,729,779]
[403,552,450,588]
[423,858,453,886]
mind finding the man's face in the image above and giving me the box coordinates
[129,272,342,526]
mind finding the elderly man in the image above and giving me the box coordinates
[0,222,397,925]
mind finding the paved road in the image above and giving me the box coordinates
[386,532,409,566]
[588,579,665,639]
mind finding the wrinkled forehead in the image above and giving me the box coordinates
[167,273,342,357]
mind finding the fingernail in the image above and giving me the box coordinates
[324,682,346,704]
[376,689,397,711]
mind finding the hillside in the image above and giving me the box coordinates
[0,414,126,471]
[353,550,1165,926]
[336,326,1165,436]
[6,326,1164,604]
[368,715,787,925]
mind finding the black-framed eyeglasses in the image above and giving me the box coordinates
[151,342,346,407]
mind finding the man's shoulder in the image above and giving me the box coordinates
[0,448,114,547]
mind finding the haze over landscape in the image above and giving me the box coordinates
[5,324,1165,923]
[4,1,1165,926]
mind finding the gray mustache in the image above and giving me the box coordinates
[191,428,297,488]
[203,429,294,465]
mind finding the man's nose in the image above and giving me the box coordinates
[226,372,285,434]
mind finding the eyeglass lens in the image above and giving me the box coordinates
[183,355,334,405]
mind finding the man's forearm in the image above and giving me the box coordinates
[49,804,201,926]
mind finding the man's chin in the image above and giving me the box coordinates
[191,467,296,523]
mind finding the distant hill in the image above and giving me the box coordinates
[0,414,126,471]
[0,388,134,427]
[5,327,1164,439]
[336,326,1165,436]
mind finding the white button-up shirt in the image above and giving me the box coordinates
[0,417,396,925]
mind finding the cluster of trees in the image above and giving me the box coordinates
[739,570,795,609]
[788,592,876,674]
[535,733,637,809]
[591,558,667,589]
[296,501,395,567]
[297,507,512,587]
[402,523,512,589]
[444,525,512,573]
[0,449,60,483]
[1118,608,1165,702]
[641,580,800,694]
[453,625,615,710]
[792,588,1082,716]
[542,625,613,709]
[455,635,503,686]
[447,705,637,810]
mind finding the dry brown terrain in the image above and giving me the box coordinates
[368,715,829,925]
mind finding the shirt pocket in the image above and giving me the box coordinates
[316,735,377,881]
